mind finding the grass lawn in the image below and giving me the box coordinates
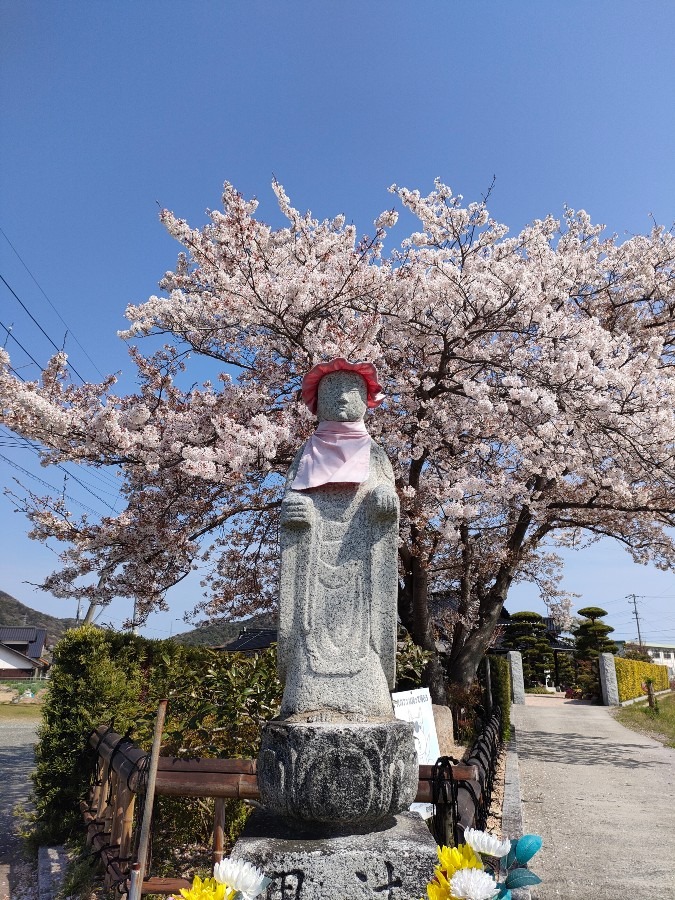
[0,702,44,721]
[613,691,675,748]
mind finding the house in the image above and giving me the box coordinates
[0,626,49,679]
[642,642,675,679]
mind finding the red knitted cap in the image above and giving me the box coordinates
[301,358,385,414]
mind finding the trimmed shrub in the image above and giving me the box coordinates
[614,657,669,702]
[574,607,617,701]
[488,654,511,741]
[32,625,282,859]
[499,611,553,687]
[33,627,145,843]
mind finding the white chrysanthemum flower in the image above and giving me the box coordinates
[449,867,499,900]
[463,828,511,858]
[213,858,268,898]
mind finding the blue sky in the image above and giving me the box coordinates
[1,1,674,642]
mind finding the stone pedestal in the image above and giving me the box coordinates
[231,809,437,900]
[257,719,418,826]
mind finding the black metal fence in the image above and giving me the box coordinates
[84,723,484,894]
[431,706,503,846]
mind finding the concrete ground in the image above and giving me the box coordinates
[512,694,675,900]
[0,720,38,900]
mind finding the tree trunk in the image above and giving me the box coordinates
[398,553,447,704]
[446,505,537,688]
[422,654,447,705]
[446,593,505,689]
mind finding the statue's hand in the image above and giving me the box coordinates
[371,484,399,521]
[280,493,314,529]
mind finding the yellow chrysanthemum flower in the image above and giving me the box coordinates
[179,875,234,900]
[426,867,452,900]
[425,844,484,900]
[436,843,483,878]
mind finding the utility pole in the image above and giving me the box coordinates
[83,562,114,625]
[627,594,644,649]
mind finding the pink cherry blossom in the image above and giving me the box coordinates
[1,180,675,691]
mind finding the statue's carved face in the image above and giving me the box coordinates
[316,371,368,422]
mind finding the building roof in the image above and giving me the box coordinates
[217,627,277,652]
[0,626,48,660]
[0,640,47,669]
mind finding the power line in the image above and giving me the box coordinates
[0,273,86,383]
[639,615,675,626]
[0,426,119,512]
[0,439,35,447]
[0,415,124,497]
[0,319,45,372]
[0,226,106,379]
[0,331,28,382]
[0,288,124,500]
[0,450,102,516]
[6,364,26,382]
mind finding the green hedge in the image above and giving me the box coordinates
[489,654,511,741]
[32,626,282,855]
[614,657,670,702]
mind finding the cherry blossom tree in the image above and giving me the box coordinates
[2,179,675,697]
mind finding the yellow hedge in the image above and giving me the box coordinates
[614,657,670,702]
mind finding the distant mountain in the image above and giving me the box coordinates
[0,590,80,647]
[0,589,277,650]
[172,611,277,647]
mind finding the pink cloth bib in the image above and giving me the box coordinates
[291,420,371,490]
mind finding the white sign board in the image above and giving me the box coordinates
[391,687,441,819]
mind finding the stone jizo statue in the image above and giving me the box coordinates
[277,358,400,723]
[239,361,437,889]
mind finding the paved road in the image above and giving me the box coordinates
[512,696,675,900]
[0,720,38,898]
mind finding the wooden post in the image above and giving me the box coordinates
[213,798,226,865]
[646,679,657,709]
[103,771,120,888]
[119,784,137,865]
[94,758,111,820]
[87,761,105,847]
[102,770,117,838]
[128,699,168,900]
[89,759,105,816]
[110,771,125,849]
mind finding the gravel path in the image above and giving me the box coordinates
[512,695,675,900]
[0,720,38,899]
